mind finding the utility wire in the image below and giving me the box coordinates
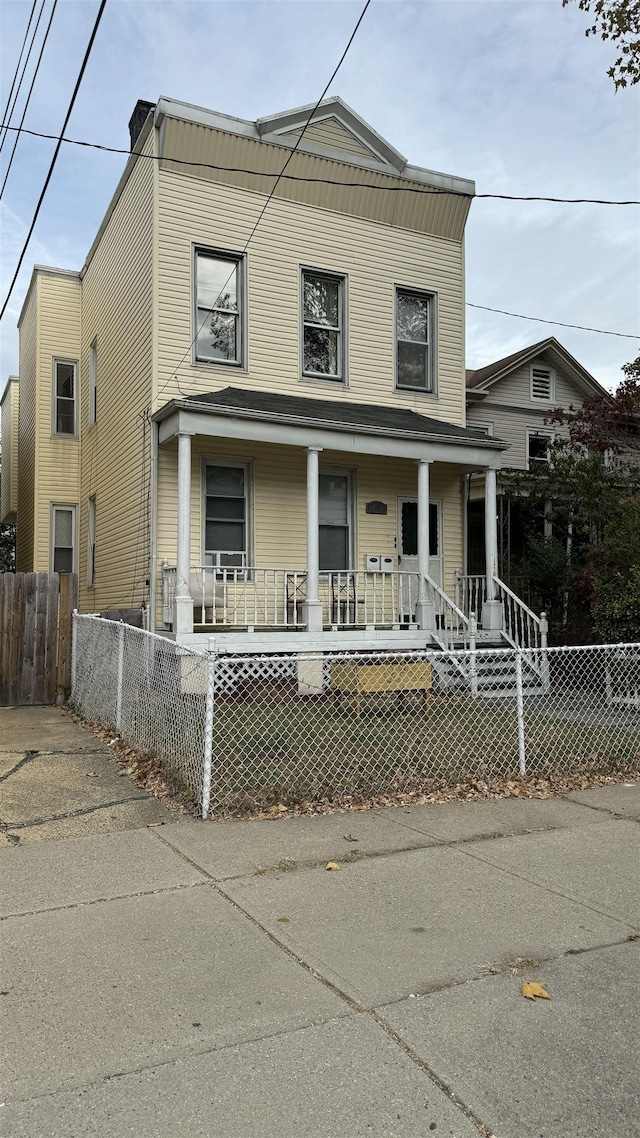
[0,0,47,155]
[0,0,59,201]
[161,0,373,399]
[0,122,638,206]
[0,0,38,148]
[466,303,639,340]
[0,0,108,321]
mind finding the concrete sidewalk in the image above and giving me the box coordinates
[0,707,639,1137]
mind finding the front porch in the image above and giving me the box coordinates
[152,387,542,654]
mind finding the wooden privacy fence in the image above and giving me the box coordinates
[0,572,78,706]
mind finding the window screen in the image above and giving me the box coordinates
[319,473,350,570]
[205,464,247,567]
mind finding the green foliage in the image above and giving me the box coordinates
[501,359,640,643]
[563,0,640,90]
[592,566,640,641]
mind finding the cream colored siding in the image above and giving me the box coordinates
[160,120,470,243]
[156,443,464,625]
[35,273,81,570]
[16,283,38,570]
[279,117,380,160]
[155,172,465,424]
[78,131,154,612]
[475,357,585,410]
[0,377,19,523]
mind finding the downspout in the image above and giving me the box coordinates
[149,417,158,633]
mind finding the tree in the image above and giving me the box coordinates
[501,359,640,642]
[562,0,640,90]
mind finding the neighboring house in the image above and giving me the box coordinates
[4,95,541,656]
[0,376,19,527]
[465,337,611,577]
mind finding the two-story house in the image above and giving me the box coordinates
[465,338,611,581]
[3,95,542,654]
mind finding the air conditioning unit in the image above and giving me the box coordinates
[364,554,381,572]
[380,556,394,573]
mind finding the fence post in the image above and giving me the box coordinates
[469,611,478,699]
[202,647,216,820]
[115,622,125,732]
[514,649,526,777]
[540,611,550,693]
[71,610,78,698]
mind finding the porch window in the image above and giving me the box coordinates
[204,462,248,568]
[396,287,435,392]
[400,501,439,558]
[51,505,76,573]
[302,270,344,381]
[195,249,243,366]
[53,359,77,436]
[319,472,351,570]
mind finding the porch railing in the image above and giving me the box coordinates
[454,572,487,619]
[161,564,422,631]
[455,572,547,654]
[426,575,470,652]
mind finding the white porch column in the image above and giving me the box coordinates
[482,466,503,630]
[304,445,324,633]
[174,430,194,635]
[415,459,435,631]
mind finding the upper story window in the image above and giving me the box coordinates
[527,430,553,468]
[53,359,77,436]
[195,249,244,366]
[302,270,345,382]
[530,364,555,402]
[89,339,97,425]
[396,288,435,392]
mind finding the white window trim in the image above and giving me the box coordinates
[319,465,356,572]
[193,246,247,369]
[526,428,554,470]
[50,503,77,574]
[89,339,97,426]
[530,363,555,403]
[87,495,96,588]
[300,266,348,385]
[470,421,493,436]
[52,358,78,438]
[201,456,253,569]
[394,285,437,395]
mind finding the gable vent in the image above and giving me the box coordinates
[531,366,553,401]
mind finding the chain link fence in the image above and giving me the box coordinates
[71,615,640,817]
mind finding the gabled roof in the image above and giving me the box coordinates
[256,96,407,173]
[466,337,610,400]
[155,386,506,449]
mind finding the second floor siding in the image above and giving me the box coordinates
[155,169,466,425]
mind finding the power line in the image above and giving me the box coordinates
[466,302,639,339]
[161,0,373,400]
[0,0,38,148]
[1,121,638,206]
[0,0,59,201]
[0,0,47,155]
[0,0,108,321]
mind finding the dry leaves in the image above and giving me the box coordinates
[325,861,341,871]
[521,982,551,1001]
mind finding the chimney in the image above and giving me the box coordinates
[128,100,156,151]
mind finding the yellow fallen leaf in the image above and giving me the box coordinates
[325,861,341,871]
[521,981,550,1000]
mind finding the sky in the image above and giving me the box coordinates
[0,0,639,392]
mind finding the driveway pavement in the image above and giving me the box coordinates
[1,707,639,1137]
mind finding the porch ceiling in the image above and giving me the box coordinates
[153,387,507,469]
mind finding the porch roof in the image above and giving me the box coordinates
[154,386,508,467]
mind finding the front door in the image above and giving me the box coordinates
[398,498,442,618]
